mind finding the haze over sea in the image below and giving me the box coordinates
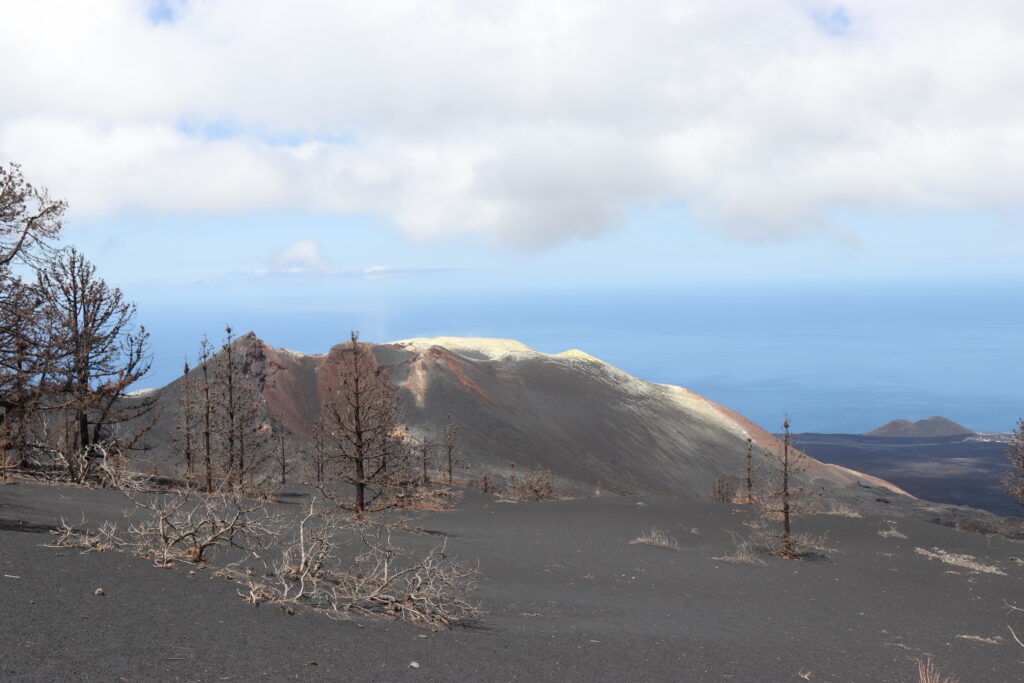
[132,277,1022,436]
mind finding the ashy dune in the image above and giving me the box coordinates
[2,480,1022,681]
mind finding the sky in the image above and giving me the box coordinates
[2,1,1023,433]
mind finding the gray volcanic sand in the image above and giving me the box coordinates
[2,482,1023,681]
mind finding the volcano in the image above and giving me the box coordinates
[139,333,906,503]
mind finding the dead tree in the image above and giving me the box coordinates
[306,429,328,485]
[315,331,412,515]
[35,247,155,481]
[0,163,65,481]
[0,276,50,483]
[1002,418,1024,507]
[0,162,65,268]
[778,419,796,557]
[443,418,458,484]
[744,437,754,504]
[174,360,196,481]
[275,430,293,486]
[197,337,215,493]
[419,437,432,486]
[752,419,808,559]
[213,327,270,492]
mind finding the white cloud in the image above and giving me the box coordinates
[270,238,328,272]
[1,1,1023,248]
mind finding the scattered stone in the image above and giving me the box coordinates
[94,588,105,596]
[409,661,420,669]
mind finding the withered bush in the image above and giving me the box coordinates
[630,527,680,550]
[505,465,558,501]
[60,467,483,630]
[709,474,736,502]
[123,487,279,566]
[240,500,482,630]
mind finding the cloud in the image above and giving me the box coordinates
[2,1,1024,248]
[269,238,329,273]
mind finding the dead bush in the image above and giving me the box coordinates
[708,475,736,503]
[745,511,835,559]
[630,528,680,550]
[878,520,907,539]
[913,547,1005,575]
[914,655,959,683]
[398,485,462,512]
[505,466,558,501]
[711,530,765,566]
[334,526,482,630]
[46,517,122,552]
[121,487,279,566]
[244,505,481,629]
[47,470,484,631]
[822,500,863,518]
[223,498,482,630]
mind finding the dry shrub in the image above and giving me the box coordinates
[878,520,907,539]
[711,531,765,566]
[505,466,559,501]
[913,547,1006,575]
[708,475,736,503]
[474,472,495,494]
[630,528,680,550]
[955,634,1003,645]
[119,486,280,566]
[46,517,121,552]
[744,511,835,559]
[823,501,863,518]
[243,504,482,630]
[915,655,959,683]
[790,531,836,554]
[50,467,484,631]
[334,527,481,629]
[398,485,462,512]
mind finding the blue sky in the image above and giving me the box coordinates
[2,1,1023,432]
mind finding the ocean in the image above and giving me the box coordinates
[134,278,1023,435]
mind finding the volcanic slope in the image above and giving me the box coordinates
[141,334,906,504]
[866,416,975,438]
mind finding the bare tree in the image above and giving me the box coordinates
[174,360,196,482]
[443,417,458,484]
[418,437,432,486]
[314,331,412,515]
[1002,418,1024,507]
[36,247,155,482]
[0,277,50,483]
[0,162,65,268]
[213,327,270,492]
[777,419,798,558]
[744,436,754,504]
[749,419,810,560]
[0,163,64,482]
[306,429,328,485]
[275,429,293,486]
[197,337,215,493]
